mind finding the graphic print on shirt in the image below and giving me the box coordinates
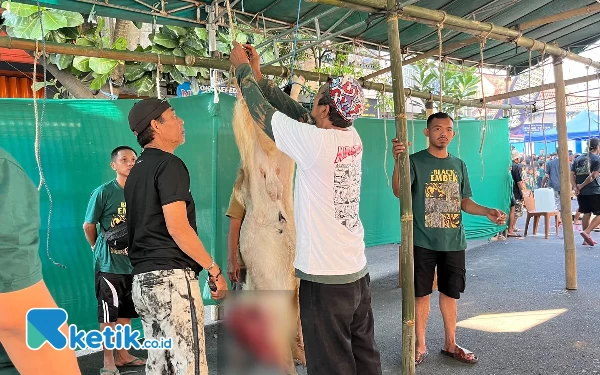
[425,169,461,228]
[333,144,363,232]
[109,202,128,256]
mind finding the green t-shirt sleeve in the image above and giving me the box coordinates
[257,78,311,123]
[85,188,104,225]
[0,157,43,292]
[461,160,473,199]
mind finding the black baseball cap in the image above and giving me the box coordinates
[589,137,599,150]
[128,98,171,135]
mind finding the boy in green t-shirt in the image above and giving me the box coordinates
[0,147,81,375]
[83,146,145,374]
[391,113,506,366]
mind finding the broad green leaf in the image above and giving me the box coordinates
[151,44,172,54]
[95,17,105,40]
[52,9,84,27]
[2,2,39,17]
[153,32,178,48]
[130,74,155,96]
[140,62,156,71]
[181,45,203,57]
[124,64,146,82]
[217,31,232,44]
[133,21,143,29]
[11,16,44,40]
[194,27,208,41]
[112,36,128,50]
[183,37,205,52]
[134,45,145,52]
[101,35,110,49]
[90,72,110,90]
[60,27,79,40]
[31,81,50,92]
[41,10,67,31]
[53,54,74,70]
[166,25,187,37]
[70,66,84,76]
[50,30,66,43]
[216,41,230,54]
[1,12,25,28]
[168,68,186,84]
[89,57,118,75]
[172,48,185,57]
[75,37,94,46]
[235,33,247,44]
[197,68,209,79]
[73,56,91,72]
[159,26,178,41]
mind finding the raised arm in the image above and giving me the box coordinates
[244,44,312,123]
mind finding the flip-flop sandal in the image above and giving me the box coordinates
[580,232,595,246]
[415,350,428,366]
[116,356,146,367]
[100,369,120,375]
[441,345,478,364]
[506,233,522,238]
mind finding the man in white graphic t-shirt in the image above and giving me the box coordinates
[230,42,382,375]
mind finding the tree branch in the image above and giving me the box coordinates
[45,63,95,99]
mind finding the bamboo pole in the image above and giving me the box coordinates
[360,37,480,81]
[519,3,600,30]
[307,0,600,70]
[553,56,577,290]
[387,1,415,373]
[0,36,531,110]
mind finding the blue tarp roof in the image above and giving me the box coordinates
[524,111,600,142]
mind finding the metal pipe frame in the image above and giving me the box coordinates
[519,3,600,30]
[308,0,600,70]
[262,21,368,67]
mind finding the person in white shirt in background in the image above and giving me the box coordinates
[230,41,383,375]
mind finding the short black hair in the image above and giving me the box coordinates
[136,114,164,147]
[111,145,137,160]
[318,84,351,128]
[427,112,454,129]
[589,137,599,151]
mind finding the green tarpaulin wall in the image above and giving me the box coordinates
[0,94,510,334]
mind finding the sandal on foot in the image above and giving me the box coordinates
[415,350,428,366]
[100,369,120,375]
[441,345,478,364]
[116,356,146,367]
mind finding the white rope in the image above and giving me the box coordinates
[156,55,162,99]
[540,50,548,170]
[34,4,64,269]
[455,106,460,159]
[478,37,488,180]
[436,23,444,111]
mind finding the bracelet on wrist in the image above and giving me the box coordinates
[206,261,216,272]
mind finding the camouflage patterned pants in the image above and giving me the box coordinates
[132,269,208,375]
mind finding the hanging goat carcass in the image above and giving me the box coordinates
[230,93,305,373]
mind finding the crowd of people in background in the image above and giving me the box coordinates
[503,141,600,243]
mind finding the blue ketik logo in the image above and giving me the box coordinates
[26,308,69,350]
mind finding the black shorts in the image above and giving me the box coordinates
[95,272,138,323]
[576,194,600,215]
[414,246,466,299]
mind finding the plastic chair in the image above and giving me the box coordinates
[523,192,560,239]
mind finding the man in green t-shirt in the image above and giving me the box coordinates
[0,147,81,375]
[83,146,146,374]
[391,113,506,366]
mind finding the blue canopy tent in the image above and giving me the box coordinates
[524,110,600,142]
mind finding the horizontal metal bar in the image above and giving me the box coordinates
[308,0,600,70]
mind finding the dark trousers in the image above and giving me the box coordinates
[299,274,382,375]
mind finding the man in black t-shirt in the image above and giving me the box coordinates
[125,98,227,374]
[508,150,527,237]
[571,138,600,246]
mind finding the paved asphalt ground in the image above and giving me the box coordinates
[5,213,600,374]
